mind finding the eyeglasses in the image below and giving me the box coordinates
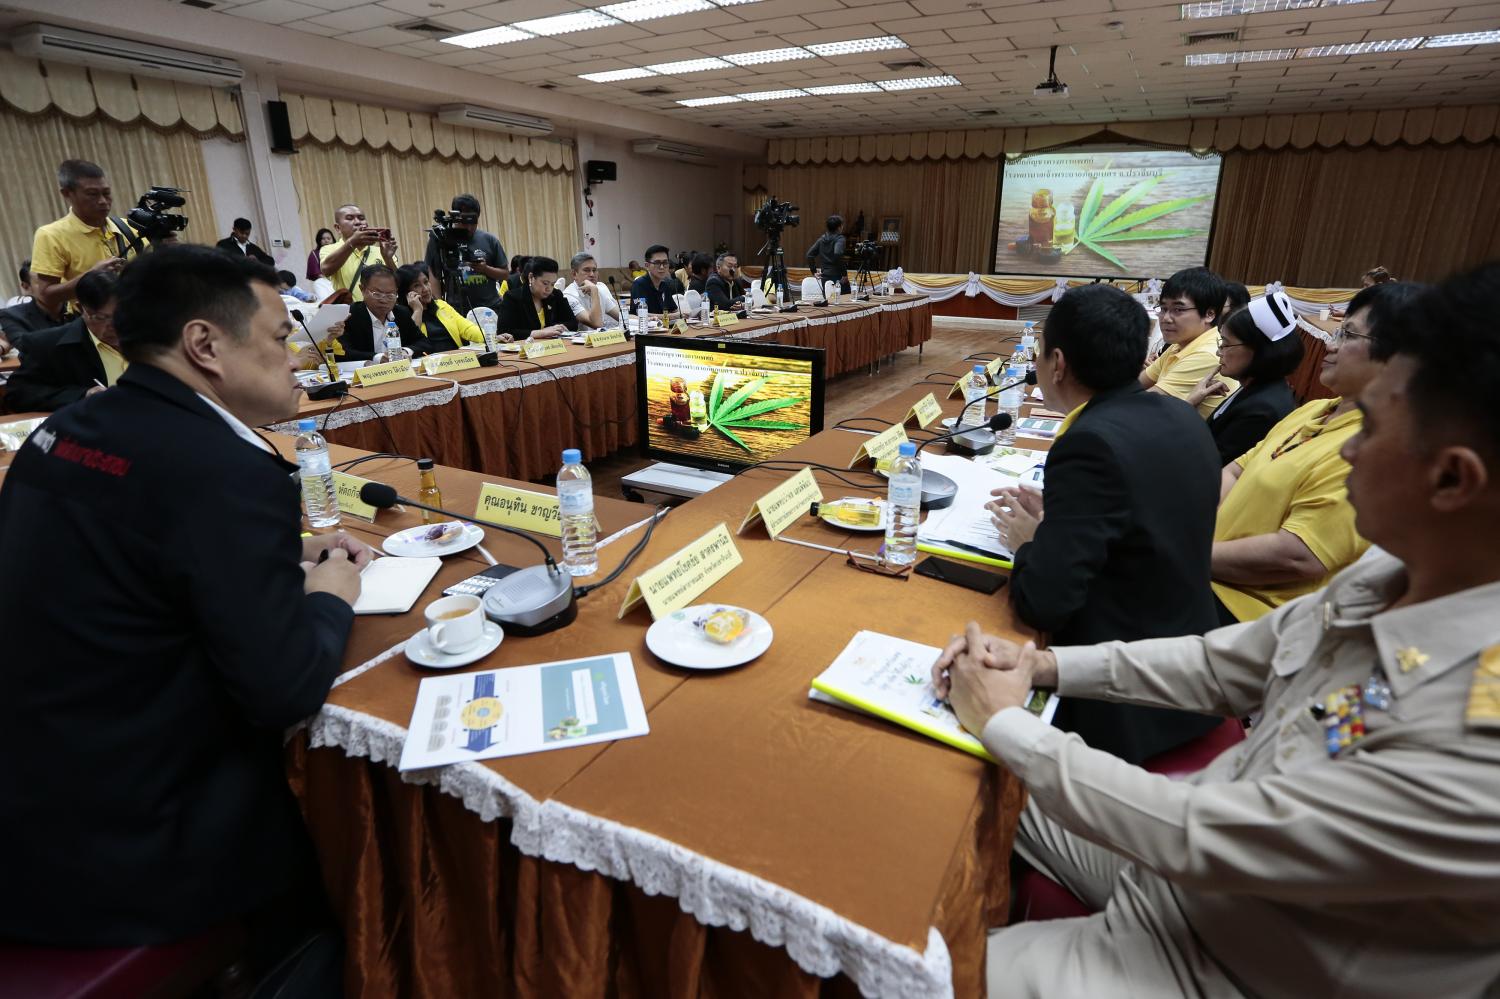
[1216,338,1247,351]
[1160,303,1201,318]
[365,288,397,300]
[846,550,912,579]
[83,310,114,326]
[647,258,671,267]
[1331,324,1372,347]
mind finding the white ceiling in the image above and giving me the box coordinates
[70,0,1500,136]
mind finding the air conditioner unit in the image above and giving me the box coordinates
[630,139,709,165]
[438,104,554,138]
[12,24,244,88]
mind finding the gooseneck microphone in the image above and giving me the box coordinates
[358,481,577,634]
[915,412,1014,457]
[291,310,349,400]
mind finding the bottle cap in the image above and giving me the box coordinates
[562,448,582,464]
[417,457,434,470]
[297,418,316,432]
[972,364,984,373]
[898,441,917,457]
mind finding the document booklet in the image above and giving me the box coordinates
[810,630,1058,762]
[399,652,649,771]
[352,556,441,615]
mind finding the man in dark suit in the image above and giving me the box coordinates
[988,284,1223,763]
[336,263,423,360]
[629,243,684,314]
[705,252,745,313]
[215,216,275,266]
[0,259,62,354]
[0,246,366,992]
[4,270,117,412]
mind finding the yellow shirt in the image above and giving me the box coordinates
[1055,401,1087,438]
[89,332,127,386]
[318,239,398,303]
[432,299,484,348]
[1212,398,1369,621]
[1145,327,1238,419]
[30,213,138,292]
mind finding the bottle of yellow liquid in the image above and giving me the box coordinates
[815,499,883,528]
[417,457,443,525]
[1054,203,1076,251]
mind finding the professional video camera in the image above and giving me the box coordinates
[852,239,879,262]
[430,208,479,251]
[752,196,800,236]
[428,208,487,312]
[125,186,189,245]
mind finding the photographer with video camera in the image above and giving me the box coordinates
[753,196,799,303]
[317,203,398,303]
[30,160,135,316]
[422,193,508,315]
[805,214,849,294]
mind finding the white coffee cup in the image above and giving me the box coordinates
[424,594,485,654]
[1319,307,1331,321]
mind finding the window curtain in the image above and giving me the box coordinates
[765,158,1000,274]
[0,104,221,302]
[290,142,580,271]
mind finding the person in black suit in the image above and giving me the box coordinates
[705,252,745,313]
[1184,290,1305,465]
[215,217,275,266]
[0,246,366,991]
[335,263,424,361]
[629,244,684,314]
[0,259,62,354]
[987,284,1223,763]
[495,255,577,340]
[5,270,118,413]
[686,252,711,296]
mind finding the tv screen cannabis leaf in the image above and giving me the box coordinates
[635,336,825,472]
[992,149,1222,279]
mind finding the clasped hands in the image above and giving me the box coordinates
[986,485,1043,551]
[931,622,1058,735]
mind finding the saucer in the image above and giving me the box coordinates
[404,620,504,668]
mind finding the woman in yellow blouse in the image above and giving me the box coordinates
[396,262,507,351]
[1210,281,1423,624]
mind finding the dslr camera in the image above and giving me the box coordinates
[126,186,189,245]
[753,196,800,235]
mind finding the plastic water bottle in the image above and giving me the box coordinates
[636,297,649,334]
[775,285,785,309]
[294,418,340,528]
[963,364,989,428]
[557,448,598,576]
[884,441,921,566]
[999,360,1026,445]
[383,318,410,362]
[1021,320,1037,357]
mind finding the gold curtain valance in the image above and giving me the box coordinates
[282,94,575,173]
[0,51,243,136]
[768,105,1500,165]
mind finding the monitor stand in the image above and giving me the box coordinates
[621,462,734,501]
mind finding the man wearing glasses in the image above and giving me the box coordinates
[1141,267,1235,418]
[334,265,422,362]
[5,270,120,413]
[630,244,684,315]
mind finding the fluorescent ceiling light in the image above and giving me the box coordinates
[807,35,907,56]
[723,46,815,66]
[601,0,713,22]
[649,57,733,73]
[579,67,659,82]
[1424,30,1500,47]
[710,0,762,5]
[441,25,535,48]
[1298,38,1422,57]
[1181,0,1374,17]
[875,75,961,90]
[806,82,882,94]
[738,89,808,100]
[514,11,620,35]
[1185,48,1295,64]
[678,95,743,106]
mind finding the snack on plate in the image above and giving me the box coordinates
[696,607,749,645]
[424,522,465,545]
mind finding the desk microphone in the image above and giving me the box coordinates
[291,310,348,400]
[358,481,577,635]
[937,369,1037,456]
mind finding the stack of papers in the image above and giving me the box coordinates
[915,450,1045,565]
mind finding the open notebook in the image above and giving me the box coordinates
[352,556,442,615]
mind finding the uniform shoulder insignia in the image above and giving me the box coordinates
[1465,645,1500,730]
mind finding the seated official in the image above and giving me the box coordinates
[277,270,316,304]
[0,246,367,993]
[1141,267,1235,418]
[562,252,621,329]
[0,262,62,354]
[496,256,576,340]
[29,159,132,317]
[686,253,711,296]
[986,284,1222,763]
[937,263,1500,998]
[706,253,745,313]
[1185,290,1304,465]
[5,271,119,413]
[317,203,398,303]
[335,264,423,361]
[5,259,30,307]
[1211,281,1422,624]
[215,217,275,266]
[629,244,684,315]
[397,262,492,353]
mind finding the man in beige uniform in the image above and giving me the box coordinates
[937,262,1500,998]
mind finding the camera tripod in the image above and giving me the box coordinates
[758,232,792,305]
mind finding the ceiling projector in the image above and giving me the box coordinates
[1034,45,1069,98]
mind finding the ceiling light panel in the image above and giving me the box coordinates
[739,89,809,100]
[723,47,816,66]
[514,11,620,35]
[678,95,743,106]
[807,36,907,56]
[579,67,659,82]
[875,75,961,90]
[806,82,882,94]
[600,0,713,22]
[649,57,734,73]
[441,25,534,48]
[1185,48,1296,65]
[1424,31,1500,47]
[1297,38,1422,57]
[1180,0,1374,17]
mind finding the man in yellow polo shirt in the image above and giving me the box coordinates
[317,203,398,303]
[1141,266,1236,418]
[29,160,136,317]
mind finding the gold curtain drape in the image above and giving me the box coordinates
[291,142,580,273]
[0,104,221,301]
[1210,142,1500,285]
[766,158,999,273]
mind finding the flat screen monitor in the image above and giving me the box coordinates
[636,335,824,472]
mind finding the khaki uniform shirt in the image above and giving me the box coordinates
[983,550,1500,998]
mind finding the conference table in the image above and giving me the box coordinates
[271,295,932,483]
[287,375,1054,998]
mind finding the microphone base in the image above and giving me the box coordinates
[946,428,996,456]
[920,470,957,510]
[306,381,348,400]
[482,564,577,635]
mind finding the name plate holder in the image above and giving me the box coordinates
[351,358,415,387]
[737,467,822,539]
[848,422,908,470]
[422,351,481,376]
[618,522,743,619]
[904,392,943,430]
[523,339,568,359]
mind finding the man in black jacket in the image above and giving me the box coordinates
[0,245,367,991]
[705,252,745,312]
[805,215,848,292]
[0,259,62,353]
[215,217,275,266]
[4,270,118,413]
[988,284,1222,763]
[336,263,423,360]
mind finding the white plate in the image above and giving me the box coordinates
[499,342,522,352]
[384,521,484,558]
[404,620,504,669]
[818,497,888,532]
[646,605,773,670]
